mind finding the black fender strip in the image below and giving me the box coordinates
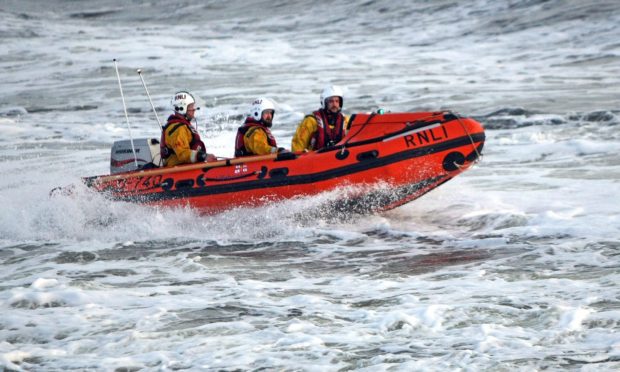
[113,132,485,203]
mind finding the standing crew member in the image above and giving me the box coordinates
[234,97,287,157]
[291,85,349,152]
[160,91,216,167]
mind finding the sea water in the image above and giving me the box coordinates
[1,0,619,370]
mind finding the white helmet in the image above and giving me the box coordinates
[320,85,344,109]
[171,91,196,114]
[248,97,276,121]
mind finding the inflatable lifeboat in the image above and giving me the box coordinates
[83,111,485,214]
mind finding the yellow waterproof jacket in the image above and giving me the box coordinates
[243,126,278,155]
[291,112,349,152]
[162,119,205,167]
[234,119,279,156]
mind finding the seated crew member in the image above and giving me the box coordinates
[291,85,349,152]
[234,97,287,156]
[160,91,216,167]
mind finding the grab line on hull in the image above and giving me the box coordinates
[111,132,485,203]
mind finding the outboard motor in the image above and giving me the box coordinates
[110,138,161,174]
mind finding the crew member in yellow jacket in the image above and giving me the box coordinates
[291,85,349,152]
[235,97,287,156]
[160,91,216,167]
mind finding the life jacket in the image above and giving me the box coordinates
[234,118,277,157]
[160,113,206,160]
[311,109,346,150]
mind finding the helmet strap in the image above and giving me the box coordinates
[189,116,200,131]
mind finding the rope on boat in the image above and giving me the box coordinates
[341,112,376,155]
[448,110,483,168]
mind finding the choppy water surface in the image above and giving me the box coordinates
[1,0,619,370]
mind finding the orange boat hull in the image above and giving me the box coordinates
[85,111,485,214]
